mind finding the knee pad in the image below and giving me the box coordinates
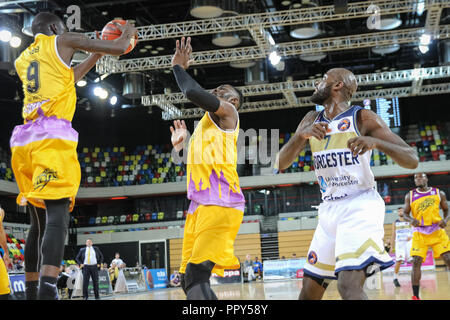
[180,273,187,295]
[184,261,214,292]
[25,205,46,273]
[41,199,71,267]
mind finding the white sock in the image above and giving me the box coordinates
[394,272,398,280]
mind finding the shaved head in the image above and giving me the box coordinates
[327,68,358,100]
[31,12,66,36]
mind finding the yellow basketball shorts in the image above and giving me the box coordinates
[179,204,244,277]
[0,259,10,295]
[411,228,450,260]
[10,116,80,212]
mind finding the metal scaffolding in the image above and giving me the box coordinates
[142,66,450,104]
[158,83,450,120]
[86,0,450,41]
[96,25,450,74]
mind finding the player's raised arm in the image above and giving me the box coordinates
[276,111,328,171]
[171,37,238,128]
[347,109,419,169]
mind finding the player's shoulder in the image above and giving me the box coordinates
[303,110,321,122]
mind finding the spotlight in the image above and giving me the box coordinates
[110,95,117,105]
[418,45,429,54]
[77,79,87,87]
[269,51,281,66]
[0,30,12,42]
[416,0,425,16]
[9,36,21,48]
[93,86,108,99]
[419,34,431,46]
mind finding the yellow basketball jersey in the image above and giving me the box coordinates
[14,33,76,123]
[186,112,245,213]
[410,187,441,226]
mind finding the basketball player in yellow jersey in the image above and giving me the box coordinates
[0,206,11,300]
[11,12,137,300]
[277,68,418,300]
[169,37,245,300]
[403,173,450,300]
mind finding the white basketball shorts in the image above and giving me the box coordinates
[395,240,412,262]
[303,188,394,280]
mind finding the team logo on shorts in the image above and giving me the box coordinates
[34,168,58,191]
[337,119,350,131]
[308,251,318,265]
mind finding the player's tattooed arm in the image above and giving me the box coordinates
[349,109,418,169]
[276,111,326,171]
[439,191,449,228]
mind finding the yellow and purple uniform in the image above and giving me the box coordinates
[410,187,450,259]
[10,33,80,211]
[0,210,11,295]
[179,111,245,277]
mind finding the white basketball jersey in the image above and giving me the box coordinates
[395,220,412,242]
[309,106,375,201]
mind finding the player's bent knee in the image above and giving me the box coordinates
[184,262,213,291]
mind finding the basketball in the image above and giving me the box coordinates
[101,19,138,55]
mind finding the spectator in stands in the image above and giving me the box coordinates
[169,270,181,287]
[292,253,297,258]
[108,262,119,290]
[12,258,24,272]
[281,256,286,260]
[111,252,124,268]
[0,206,11,300]
[243,254,255,282]
[75,239,104,300]
[101,263,108,270]
[253,257,263,279]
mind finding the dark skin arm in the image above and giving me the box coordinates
[438,190,449,228]
[403,192,421,227]
[171,37,238,131]
[348,109,418,169]
[57,21,138,82]
[277,110,329,170]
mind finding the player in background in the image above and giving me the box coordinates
[403,173,450,300]
[11,12,137,299]
[389,207,413,287]
[0,206,11,300]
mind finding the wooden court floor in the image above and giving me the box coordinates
[104,269,450,300]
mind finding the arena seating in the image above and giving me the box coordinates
[3,234,25,261]
[0,147,14,182]
[77,144,187,188]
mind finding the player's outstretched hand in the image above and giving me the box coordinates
[114,20,138,39]
[438,219,447,229]
[171,37,193,69]
[170,120,187,152]
[347,136,376,157]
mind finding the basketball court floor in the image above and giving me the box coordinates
[101,269,450,300]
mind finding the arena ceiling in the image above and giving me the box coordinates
[0,0,449,119]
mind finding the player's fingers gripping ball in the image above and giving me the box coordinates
[101,19,138,54]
